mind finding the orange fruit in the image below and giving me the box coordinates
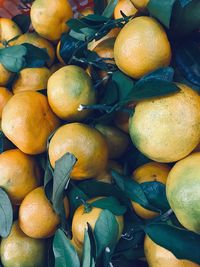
[0,63,13,87]
[0,149,41,205]
[1,91,60,155]
[131,162,171,219]
[50,63,64,74]
[114,0,138,19]
[130,0,149,10]
[79,7,94,17]
[48,123,109,180]
[95,124,129,159]
[96,160,123,183]
[19,187,60,238]
[72,197,124,248]
[30,0,73,41]
[144,235,200,267]
[114,16,171,79]
[11,32,55,67]
[12,67,51,93]
[1,221,46,267]
[47,65,96,121]
[0,87,12,118]
[0,18,22,44]
[56,41,65,65]
[129,83,200,163]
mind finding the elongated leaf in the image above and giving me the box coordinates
[52,153,77,215]
[82,224,97,267]
[0,188,13,237]
[94,209,119,257]
[147,0,176,28]
[12,14,31,33]
[53,229,80,267]
[179,0,192,7]
[144,223,200,264]
[0,45,27,72]
[91,196,127,215]
[103,0,119,18]
[139,67,175,83]
[94,0,107,15]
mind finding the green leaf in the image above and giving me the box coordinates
[52,153,77,215]
[0,45,26,72]
[94,209,119,257]
[12,14,31,33]
[22,43,50,68]
[67,19,89,33]
[53,229,80,267]
[91,196,127,215]
[103,0,119,18]
[44,159,54,201]
[82,14,109,23]
[94,0,107,15]
[100,78,119,105]
[139,67,175,82]
[82,224,97,267]
[0,188,13,238]
[143,223,200,264]
[179,0,192,7]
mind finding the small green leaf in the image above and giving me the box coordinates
[52,153,77,215]
[0,188,13,238]
[91,196,127,216]
[82,224,97,267]
[53,229,80,267]
[179,0,192,7]
[103,0,119,18]
[147,0,176,28]
[82,14,109,23]
[67,18,89,33]
[94,0,107,15]
[94,209,119,257]
[12,14,31,33]
[139,67,175,82]
[100,78,119,105]
[143,223,200,264]
[0,45,27,72]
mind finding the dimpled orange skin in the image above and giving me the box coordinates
[1,91,60,155]
[114,16,171,79]
[48,123,109,180]
[0,87,12,118]
[131,162,171,219]
[19,187,60,239]
[30,0,73,41]
[114,0,138,19]
[130,0,149,10]
[0,149,41,205]
[72,197,124,248]
[12,67,51,93]
[129,84,200,163]
[144,235,200,267]
[11,32,55,67]
[47,66,96,121]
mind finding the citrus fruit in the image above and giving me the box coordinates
[144,235,200,267]
[56,41,65,65]
[129,83,200,163]
[48,123,109,180]
[11,32,55,67]
[70,238,83,259]
[0,149,41,205]
[30,0,73,41]
[47,66,96,121]
[0,63,13,87]
[95,124,129,159]
[130,0,149,10]
[0,18,22,44]
[19,186,60,238]
[50,63,64,74]
[114,16,171,79]
[79,7,94,17]
[72,197,124,248]
[1,221,46,267]
[0,87,12,118]
[12,67,51,93]
[96,160,123,183]
[166,152,200,234]
[131,162,171,219]
[114,0,138,19]
[1,91,60,155]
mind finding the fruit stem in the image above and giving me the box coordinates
[76,196,93,213]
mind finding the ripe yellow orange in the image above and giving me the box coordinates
[1,91,60,155]
[30,0,73,41]
[114,16,171,79]
[1,221,46,267]
[0,149,41,205]
[19,187,60,238]
[144,235,200,267]
[0,63,13,87]
[47,66,96,121]
[130,0,149,10]
[0,18,22,44]
[12,67,51,93]
[114,0,138,19]
[0,87,12,118]
[48,123,109,180]
[129,84,200,163]
[131,162,170,219]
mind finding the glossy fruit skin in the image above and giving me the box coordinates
[0,18,22,43]
[114,16,171,79]
[30,0,73,41]
[2,91,60,155]
[19,187,60,239]
[0,62,13,87]
[114,0,138,19]
[130,0,149,10]
[0,87,12,118]
[131,162,170,219]
[72,197,124,248]
[12,67,51,93]
[47,66,96,121]
[129,84,200,163]
[0,149,41,205]
[144,235,200,267]
[48,122,109,180]
[166,152,200,234]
